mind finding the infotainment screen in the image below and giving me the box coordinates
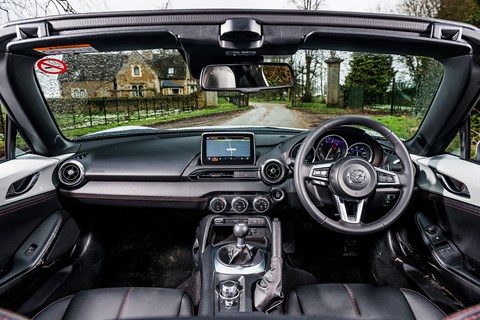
[201,133,255,165]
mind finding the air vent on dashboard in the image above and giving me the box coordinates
[73,152,88,160]
[198,171,235,179]
[261,159,285,184]
[58,160,85,187]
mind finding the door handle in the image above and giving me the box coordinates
[435,172,470,198]
[6,173,40,199]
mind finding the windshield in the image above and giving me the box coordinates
[35,49,443,140]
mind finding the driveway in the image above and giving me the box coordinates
[219,102,310,128]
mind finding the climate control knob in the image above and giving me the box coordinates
[209,196,227,213]
[231,197,248,213]
[253,196,270,213]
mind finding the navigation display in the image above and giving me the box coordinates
[201,133,255,165]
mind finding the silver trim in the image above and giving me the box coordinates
[333,195,365,224]
[58,160,85,187]
[231,197,248,213]
[316,134,349,161]
[308,162,333,182]
[261,159,285,184]
[375,167,400,187]
[214,245,266,275]
[252,196,270,213]
[270,188,285,202]
[209,196,228,213]
[347,142,373,162]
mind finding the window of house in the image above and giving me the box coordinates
[131,85,138,97]
[138,85,145,97]
[71,88,87,98]
[168,67,175,75]
[133,66,141,76]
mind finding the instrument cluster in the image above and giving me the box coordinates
[289,129,382,165]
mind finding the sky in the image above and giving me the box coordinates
[78,0,401,14]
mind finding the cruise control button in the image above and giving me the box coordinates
[313,169,328,177]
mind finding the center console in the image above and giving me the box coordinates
[195,215,280,315]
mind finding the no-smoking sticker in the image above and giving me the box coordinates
[36,58,68,75]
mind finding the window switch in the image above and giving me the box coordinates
[24,244,38,256]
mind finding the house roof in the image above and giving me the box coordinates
[58,51,187,83]
[59,54,128,82]
[161,80,183,88]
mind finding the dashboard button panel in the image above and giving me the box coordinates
[208,194,276,214]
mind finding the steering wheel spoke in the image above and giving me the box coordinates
[375,167,400,188]
[333,195,365,224]
[307,162,332,186]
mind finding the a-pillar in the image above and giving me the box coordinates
[325,57,343,107]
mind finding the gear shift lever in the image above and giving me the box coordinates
[233,223,249,248]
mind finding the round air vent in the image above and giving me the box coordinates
[261,159,285,184]
[58,160,85,187]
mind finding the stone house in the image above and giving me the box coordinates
[59,50,197,98]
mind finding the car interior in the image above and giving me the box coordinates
[0,9,480,320]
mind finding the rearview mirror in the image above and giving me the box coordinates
[200,63,294,93]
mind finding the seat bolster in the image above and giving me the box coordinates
[33,288,192,320]
[286,290,302,316]
[178,292,193,317]
[400,288,446,320]
[32,295,73,320]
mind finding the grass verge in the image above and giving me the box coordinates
[62,104,243,139]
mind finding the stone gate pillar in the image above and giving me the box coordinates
[205,91,218,107]
[325,56,343,107]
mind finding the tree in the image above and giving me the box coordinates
[344,53,394,106]
[0,0,105,23]
[398,0,440,17]
[290,0,325,102]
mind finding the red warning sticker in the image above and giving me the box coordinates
[36,58,67,75]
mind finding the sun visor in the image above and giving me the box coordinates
[303,28,472,59]
[6,27,179,56]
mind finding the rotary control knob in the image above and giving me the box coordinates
[231,197,248,213]
[209,196,227,213]
[253,196,270,213]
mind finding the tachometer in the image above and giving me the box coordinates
[316,135,348,161]
[347,142,373,162]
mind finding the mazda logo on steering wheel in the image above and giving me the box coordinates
[346,169,367,185]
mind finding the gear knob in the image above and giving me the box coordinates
[233,222,249,247]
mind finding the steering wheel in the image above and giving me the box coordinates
[294,116,415,235]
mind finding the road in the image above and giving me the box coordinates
[219,102,310,128]
[154,102,331,130]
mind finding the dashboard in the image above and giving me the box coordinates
[57,126,401,215]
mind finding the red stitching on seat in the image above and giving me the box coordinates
[447,305,480,319]
[118,287,134,320]
[342,284,360,318]
[466,313,480,320]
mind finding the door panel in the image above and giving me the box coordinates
[0,153,77,308]
[413,154,480,305]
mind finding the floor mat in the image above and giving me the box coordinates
[284,217,374,284]
[96,214,198,289]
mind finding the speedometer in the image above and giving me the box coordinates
[316,135,348,161]
[347,142,373,162]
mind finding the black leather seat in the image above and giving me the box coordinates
[287,283,446,320]
[32,287,192,319]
